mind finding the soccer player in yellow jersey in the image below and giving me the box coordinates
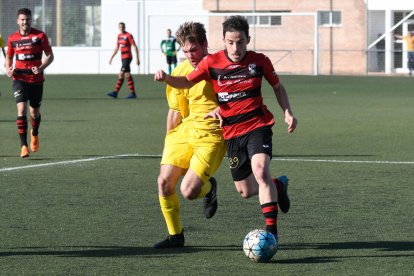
[154,22,226,248]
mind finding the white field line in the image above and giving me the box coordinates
[0,154,413,173]
[0,153,161,173]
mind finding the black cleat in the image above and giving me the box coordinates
[153,231,185,249]
[275,175,290,213]
[203,177,218,219]
[107,91,118,98]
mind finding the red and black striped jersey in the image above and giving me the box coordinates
[187,50,280,139]
[117,32,136,59]
[7,28,52,83]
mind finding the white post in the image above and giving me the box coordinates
[385,9,392,74]
[314,12,318,76]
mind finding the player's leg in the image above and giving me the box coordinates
[166,56,172,75]
[408,52,414,76]
[247,127,279,237]
[122,59,136,99]
[124,71,136,99]
[13,81,29,157]
[154,126,191,248]
[155,164,187,249]
[181,138,226,218]
[107,65,125,98]
[28,84,43,153]
[172,55,178,70]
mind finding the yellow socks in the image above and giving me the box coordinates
[159,193,182,235]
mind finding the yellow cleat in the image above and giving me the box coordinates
[20,145,30,158]
[30,131,39,152]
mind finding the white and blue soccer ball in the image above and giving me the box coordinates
[243,229,278,262]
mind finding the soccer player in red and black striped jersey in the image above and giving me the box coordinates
[5,8,54,158]
[155,16,298,240]
[107,22,140,99]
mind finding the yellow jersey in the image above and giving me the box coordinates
[166,59,222,134]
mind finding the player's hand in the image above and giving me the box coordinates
[285,113,298,133]
[154,70,167,82]
[204,106,223,128]
[136,60,140,66]
[6,65,14,77]
[32,66,41,75]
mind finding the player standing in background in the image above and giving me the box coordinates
[155,15,297,240]
[5,8,54,158]
[154,22,226,249]
[107,22,140,99]
[160,29,180,75]
[395,31,414,76]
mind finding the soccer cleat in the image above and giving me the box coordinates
[203,177,218,219]
[275,175,290,214]
[153,231,185,249]
[20,145,30,158]
[124,92,137,99]
[30,130,39,152]
[107,91,118,98]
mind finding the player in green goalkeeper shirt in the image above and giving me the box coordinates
[160,29,181,74]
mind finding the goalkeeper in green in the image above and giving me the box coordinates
[160,29,180,74]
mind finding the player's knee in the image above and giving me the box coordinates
[157,175,175,195]
[180,183,199,200]
[237,187,253,199]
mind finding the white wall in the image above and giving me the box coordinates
[48,0,208,74]
[366,0,414,10]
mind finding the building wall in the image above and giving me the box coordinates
[203,0,367,75]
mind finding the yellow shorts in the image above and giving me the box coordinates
[161,123,226,183]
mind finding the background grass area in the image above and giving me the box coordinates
[0,74,413,275]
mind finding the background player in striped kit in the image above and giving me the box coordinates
[5,8,54,158]
[107,22,140,99]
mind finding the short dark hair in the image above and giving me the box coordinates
[119,22,125,28]
[175,21,207,46]
[222,15,249,38]
[17,8,32,17]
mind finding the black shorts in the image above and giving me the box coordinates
[225,126,273,181]
[166,55,177,65]
[121,58,132,72]
[13,80,43,108]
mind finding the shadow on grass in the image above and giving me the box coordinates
[282,241,414,252]
[269,241,414,264]
[0,244,240,258]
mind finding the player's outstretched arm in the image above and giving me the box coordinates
[154,69,194,89]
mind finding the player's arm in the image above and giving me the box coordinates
[166,108,181,132]
[109,44,119,64]
[272,83,298,134]
[160,40,165,55]
[132,44,140,66]
[154,69,194,89]
[5,53,14,77]
[32,49,54,75]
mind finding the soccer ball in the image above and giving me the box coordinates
[243,229,278,262]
